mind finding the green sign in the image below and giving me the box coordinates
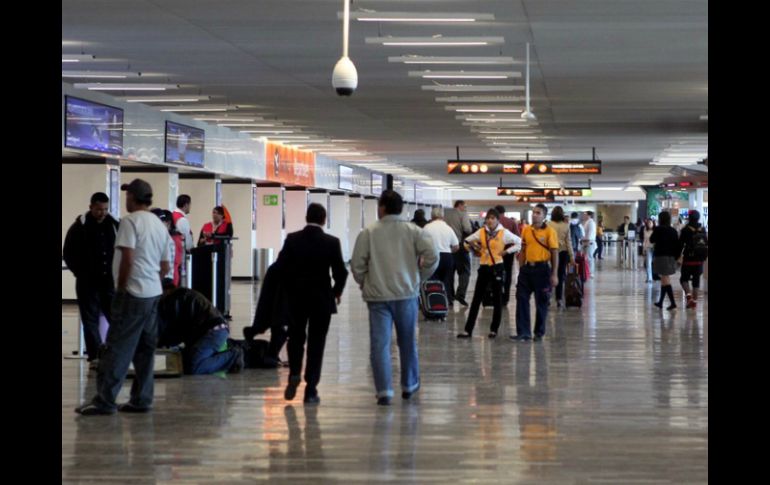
[263,194,279,206]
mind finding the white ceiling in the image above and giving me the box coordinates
[62,0,708,188]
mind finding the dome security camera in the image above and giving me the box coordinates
[520,110,537,121]
[332,56,358,96]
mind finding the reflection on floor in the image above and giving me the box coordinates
[62,255,708,484]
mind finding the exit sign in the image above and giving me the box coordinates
[263,195,279,206]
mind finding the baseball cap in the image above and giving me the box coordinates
[121,178,153,204]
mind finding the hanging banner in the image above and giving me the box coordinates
[266,142,316,186]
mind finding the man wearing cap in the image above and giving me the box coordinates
[76,179,172,416]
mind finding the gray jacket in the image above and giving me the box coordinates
[443,207,473,242]
[351,215,439,302]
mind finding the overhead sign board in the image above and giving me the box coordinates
[497,187,592,198]
[448,160,602,175]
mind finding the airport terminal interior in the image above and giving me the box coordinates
[62,1,707,482]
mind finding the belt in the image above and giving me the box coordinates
[525,261,550,267]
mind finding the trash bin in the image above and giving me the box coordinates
[256,248,274,281]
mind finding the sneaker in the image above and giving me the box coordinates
[402,384,420,400]
[228,347,245,374]
[686,299,697,309]
[377,396,392,406]
[117,403,152,413]
[75,402,115,416]
[456,332,472,339]
[284,375,301,401]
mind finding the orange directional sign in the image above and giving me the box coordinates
[448,160,602,175]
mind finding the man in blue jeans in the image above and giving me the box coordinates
[157,279,244,375]
[75,179,171,415]
[351,190,438,406]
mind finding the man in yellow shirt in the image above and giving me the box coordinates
[510,204,559,342]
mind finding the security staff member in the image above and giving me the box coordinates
[511,204,559,342]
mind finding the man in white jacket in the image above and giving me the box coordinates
[351,190,438,406]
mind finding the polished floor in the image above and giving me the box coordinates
[62,249,708,484]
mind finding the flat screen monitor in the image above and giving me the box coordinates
[338,165,354,191]
[371,172,384,196]
[64,96,124,155]
[165,121,205,167]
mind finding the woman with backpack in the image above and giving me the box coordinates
[678,210,708,309]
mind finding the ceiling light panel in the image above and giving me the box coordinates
[409,70,520,79]
[423,85,524,92]
[62,54,96,62]
[123,96,211,103]
[74,83,179,91]
[366,37,505,47]
[62,71,141,79]
[343,12,494,22]
[389,56,516,65]
[435,95,524,103]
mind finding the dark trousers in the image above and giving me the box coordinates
[75,279,114,361]
[431,252,455,303]
[464,265,504,335]
[287,307,332,392]
[594,237,604,259]
[453,250,471,301]
[92,292,160,410]
[269,324,288,360]
[502,253,515,304]
[515,264,552,338]
[554,251,569,302]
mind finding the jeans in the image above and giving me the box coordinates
[453,250,471,301]
[431,252,455,303]
[594,237,604,259]
[367,298,420,399]
[464,265,504,335]
[184,328,240,375]
[75,280,114,361]
[287,307,333,391]
[554,251,569,302]
[515,264,552,338]
[91,292,160,411]
[645,249,654,281]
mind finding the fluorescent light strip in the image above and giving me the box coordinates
[62,54,96,63]
[462,117,529,122]
[124,96,210,103]
[389,56,515,65]
[483,136,539,139]
[218,123,282,127]
[409,71,519,79]
[194,117,255,122]
[74,83,179,91]
[452,108,523,113]
[239,130,295,134]
[62,71,141,79]
[366,37,504,47]
[344,12,494,22]
[423,85,523,92]
[439,96,525,104]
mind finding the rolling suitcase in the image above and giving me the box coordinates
[575,251,590,283]
[565,265,583,308]
[420,280,449,320]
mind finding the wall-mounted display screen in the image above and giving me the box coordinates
[64,96,124,155]
[339,165,354,191]
[165,121,205,167]
[371,172,385,196]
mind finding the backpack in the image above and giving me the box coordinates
[686,227,708,261]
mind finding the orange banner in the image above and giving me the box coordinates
[266,142,316,186]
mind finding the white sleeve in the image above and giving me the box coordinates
[449,227,459,246]
[115,218,137,249]
[177,217,193,250]
[503,229,522,254]
[464,229,482,245]
[162,233,172,263]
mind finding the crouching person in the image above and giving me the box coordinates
[157,279,244,375]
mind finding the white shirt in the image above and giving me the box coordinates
[173,209,194,251]
[423,219,459,253]
[113,211,172,298]
[583,218,597,241]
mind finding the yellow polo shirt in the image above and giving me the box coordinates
[522,224,558,263]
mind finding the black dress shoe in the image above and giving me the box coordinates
[533,335,543,342]
[456,332,472,339]
[667,304,677,311]
[488,332,497,339]
[654,302,663,309]
[284,376,301,400]
[377,396,392,406]
[456,298,469,307]
[303,393,321,405]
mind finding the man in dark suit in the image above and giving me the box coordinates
[278,203,348,404]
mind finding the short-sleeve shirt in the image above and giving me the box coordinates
[423,219,459,253]
[113,210,172,298]
[521,224,558,263]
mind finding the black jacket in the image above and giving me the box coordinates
[274,225,348,315]
[617,222,634,236]
[157,288,226,347]
[649,226,681,258]
[679,223,707,263]
[251,261,290,334]
[62,212,119,286]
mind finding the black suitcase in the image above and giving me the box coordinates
[420,280,449,320]
[565,266,583,308]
